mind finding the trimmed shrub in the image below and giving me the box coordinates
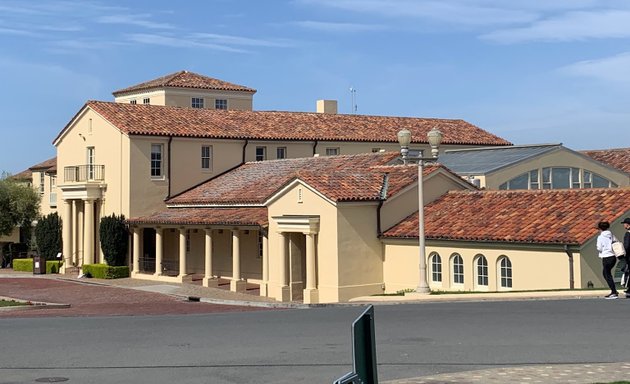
[35,212,62,260]
[82,264,130,279]
[99,214,129,266]
[12,258,32,272]
[11,258,63,273]
[47,260,63,274]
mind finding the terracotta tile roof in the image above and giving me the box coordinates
[29,157,57,172]
[581,148,630,174]
[127,207,268,227]
[10,168,32,181]
[383,188,630,245]
[167,152,444,205]
[112,70,256,96]
[71,101,510,146]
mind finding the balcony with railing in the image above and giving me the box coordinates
[64,165,105,183]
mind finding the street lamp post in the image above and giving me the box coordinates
[397,127,443,294]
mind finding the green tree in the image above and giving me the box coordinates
[99,214,129,266]
[35,212,62,260]
[0,177,40,239]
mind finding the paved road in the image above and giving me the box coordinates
[2,283,630,384]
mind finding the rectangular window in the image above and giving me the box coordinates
[191,97,204,109]
[130,100,137,105]
[215,99,227,110]
[583,171,592,188]
[529,170,539,189]
[571,168,580,188]
[256,146,266,161]
[50,175,56,189]
[86,147,95,180]
[143,98,150,104]
[151,144,163,177]
[325,147,340,156]
[542,167,552,189]
[552,167,570,189]
[201,145,212,170]
[39,173,45,194]
[276,147,287,159]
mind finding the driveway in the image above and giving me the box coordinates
[0,277,272,318]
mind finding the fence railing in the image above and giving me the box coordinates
[64,165,105,182]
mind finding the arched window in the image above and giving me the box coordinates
[499,256,512,288]
[475,254,488,287]
[451,253,464,285]
[430,252,442,282]
[499,168,617,190]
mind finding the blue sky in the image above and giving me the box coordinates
[1,0,629,174]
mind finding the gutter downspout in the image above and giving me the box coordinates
[377,173,389,236]
[166,136,173,199]
[242,139,249,163]
[313,140,318,156]
[564,244,575,290]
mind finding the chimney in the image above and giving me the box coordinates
[316,100,337,114]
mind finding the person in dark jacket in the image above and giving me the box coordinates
[622,217,630,296]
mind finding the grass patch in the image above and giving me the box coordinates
[594,382,630,384]
[0,299,29,307]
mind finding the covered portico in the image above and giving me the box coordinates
[127,208,269,295]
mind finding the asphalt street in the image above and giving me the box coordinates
[1,299,629,383]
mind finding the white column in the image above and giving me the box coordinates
[203,228,218,287]
[305,233,316,290]
[154,227,163,276]
[303,232,319,304]
[71,200,78,266]
[132,227,140,274]
[260,231,269,297]
[277,232,290,301]
[84,199,94,265]
[230,229,246,292]
[76,201,84,267]
[62,199,73,272]
[178,228,187,280]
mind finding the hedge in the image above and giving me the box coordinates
[12,258,63,273]
[82,264,130,279]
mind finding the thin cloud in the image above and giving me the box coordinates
[190,33,294,48]
[0,27,43,37]
[482,10,630,43]
[293,20,387,32]
[97,14,174,30]
[295,0,538,26]
[127,33,249,53]
[560,52,630,83]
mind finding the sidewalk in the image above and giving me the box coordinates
[385,361,630,384]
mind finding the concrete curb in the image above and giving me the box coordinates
[0,295,70,312]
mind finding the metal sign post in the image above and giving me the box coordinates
[333,305,378,384]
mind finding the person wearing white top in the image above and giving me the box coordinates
[596,221,618,299]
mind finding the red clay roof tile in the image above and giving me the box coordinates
[127,207,268,226]
[112,70,256,96]
[383,188,630,245]
[79,101,511,146]
[581,148,630,174]
[167,152,444,205]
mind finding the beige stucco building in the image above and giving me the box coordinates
[52,71,509,273]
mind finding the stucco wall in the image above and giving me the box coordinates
[267,182,340,302]
[383,241,578,293]
[336,203,384,301]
